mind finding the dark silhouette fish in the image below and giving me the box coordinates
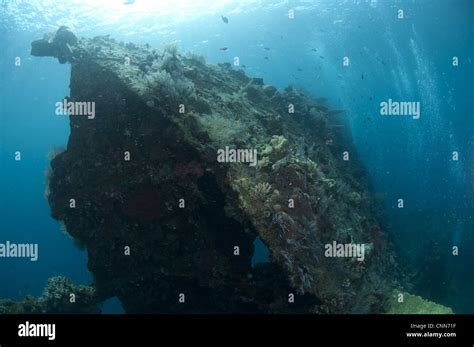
[264,47,270,50]
[219,47,228,51]
[221,15,229,23]
[364,116,372,123]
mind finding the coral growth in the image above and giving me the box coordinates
[384,291,453,314]
[200,113,250,147]
[257,135,289,170]
[132,41,194,101]
[138,69,194,101]
[0,277,99,314]
[250,182,272,202]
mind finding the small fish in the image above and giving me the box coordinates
[319,55,324,59]
[264,47,270,51]
[311,48,317,52]
[221,15,229,23]
[264,56,269,60]
[219,47,228,51]
[325,139,333,146]
[242,65,247,68]
[361,74,364,79]
[297,68,303,72]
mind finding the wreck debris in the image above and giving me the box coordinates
[0,277,99,314]
[26,27,451,314]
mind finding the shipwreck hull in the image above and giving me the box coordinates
[34,28,398,313]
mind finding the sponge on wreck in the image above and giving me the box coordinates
[384,290,453,314]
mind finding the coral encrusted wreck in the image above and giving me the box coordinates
[0,277,99,314]
[27,27,449,314]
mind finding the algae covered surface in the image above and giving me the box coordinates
[0,277,98,314]
[385,291,453,314]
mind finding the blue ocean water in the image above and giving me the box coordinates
[0,0,472,313]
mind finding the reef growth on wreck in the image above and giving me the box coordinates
[0,277,99,314]
[18,27,450,314]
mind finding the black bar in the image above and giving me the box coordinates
[0,314,472,346]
